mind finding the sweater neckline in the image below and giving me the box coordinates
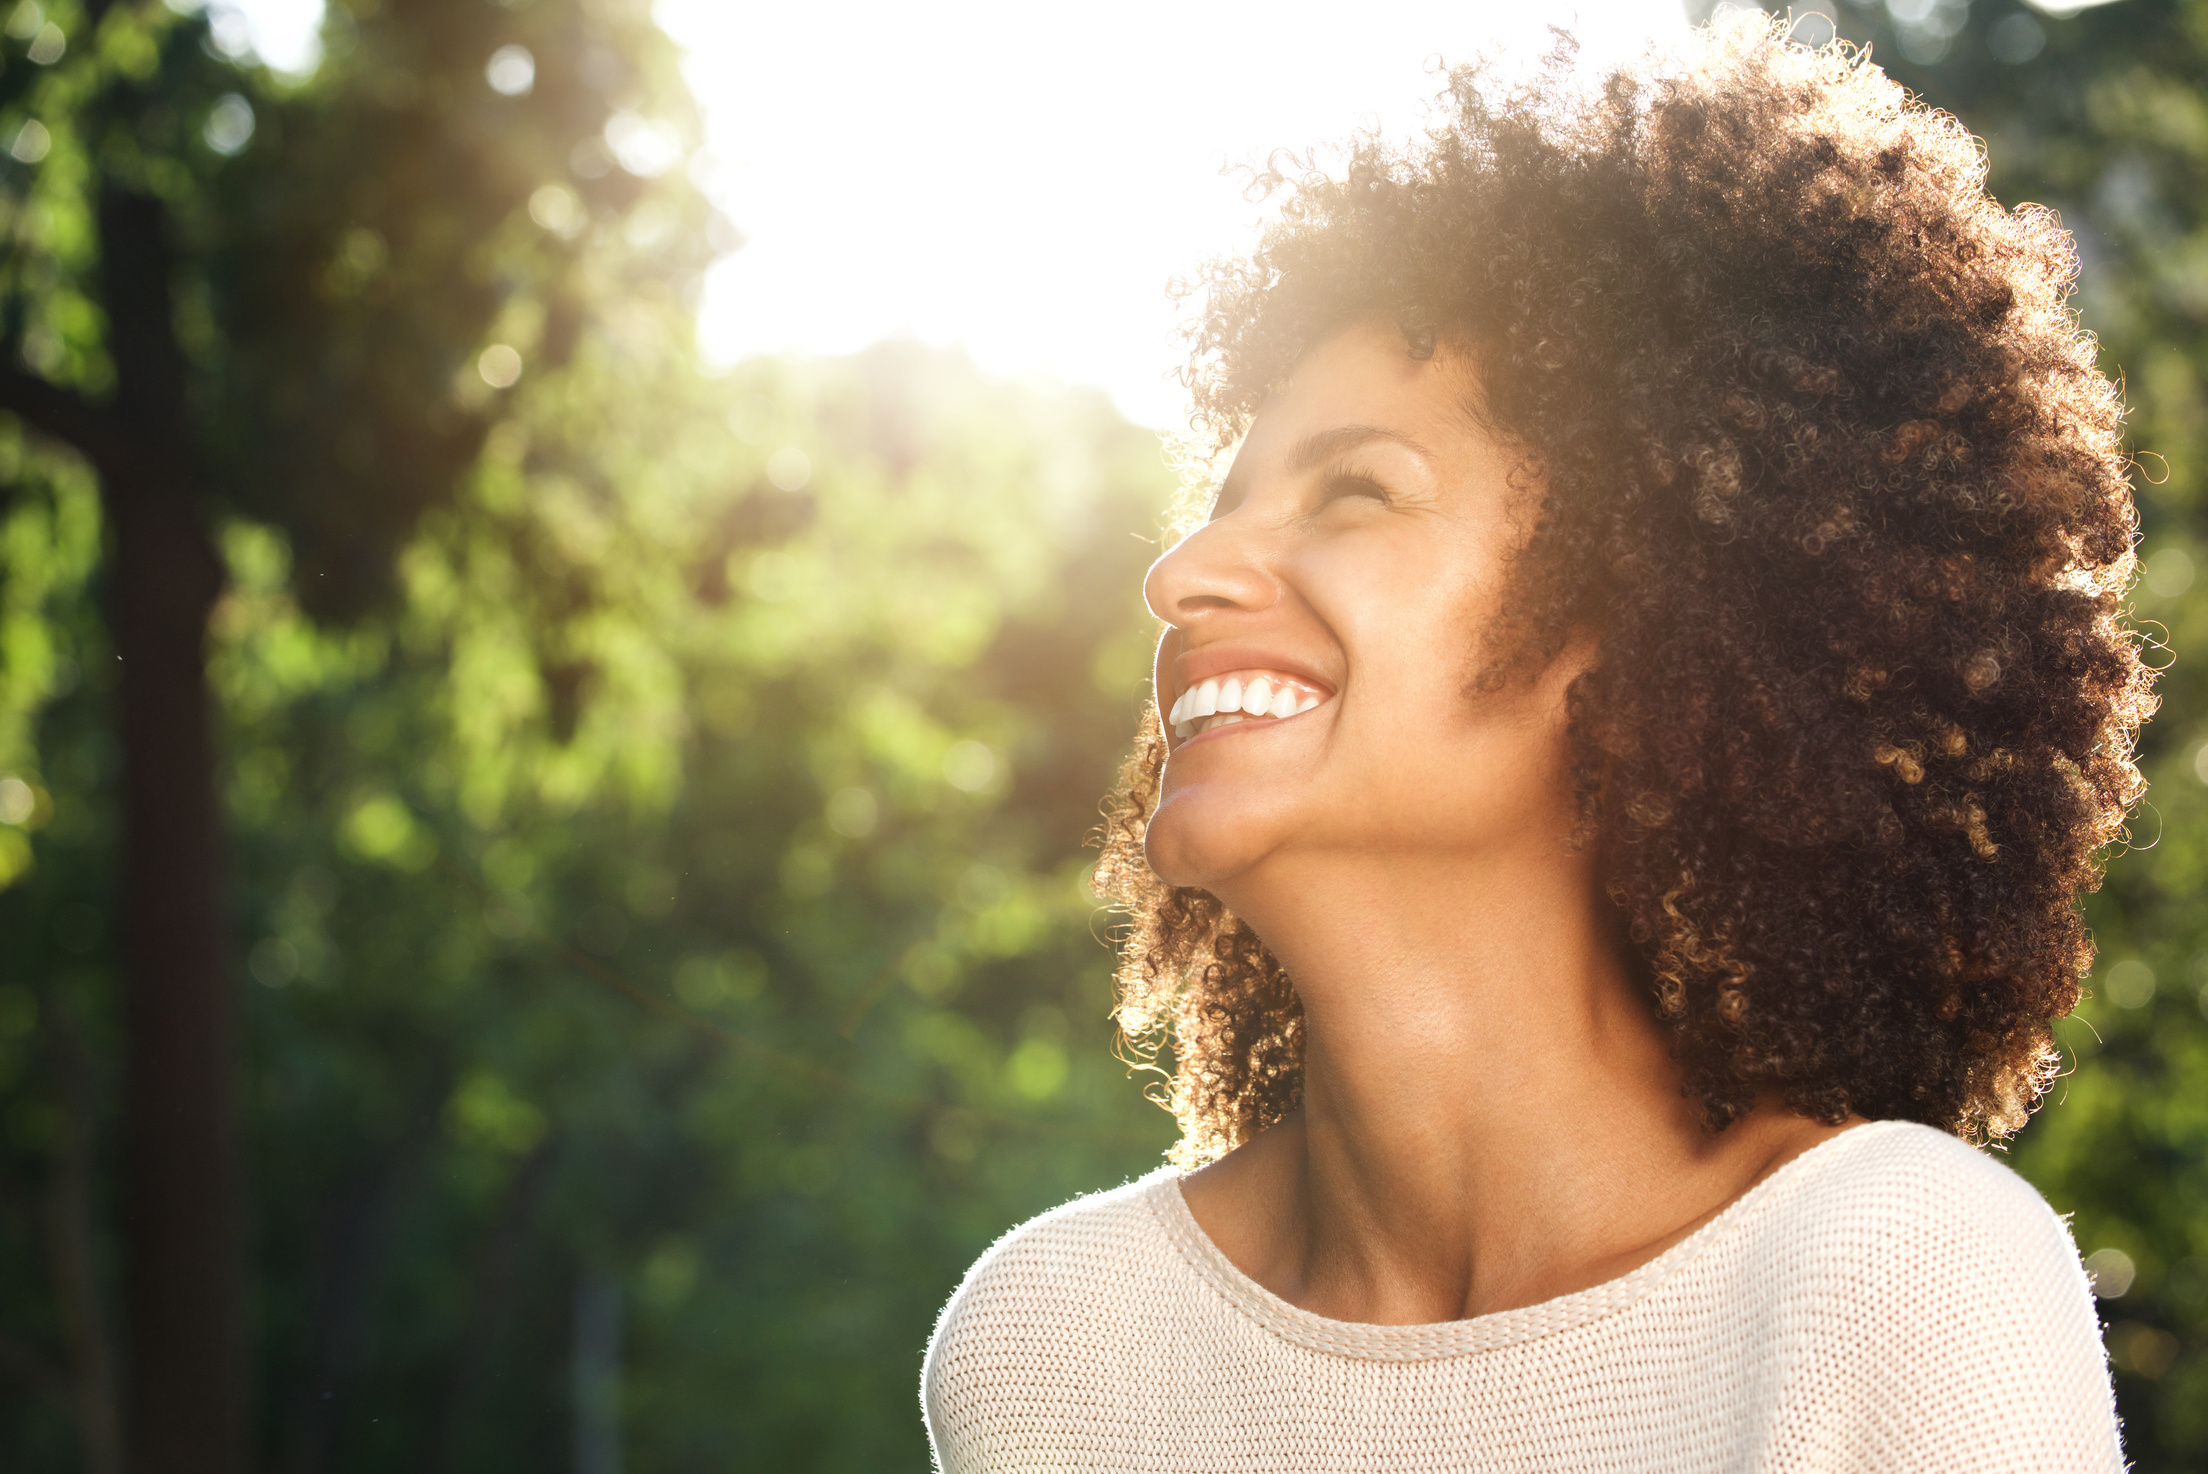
[1144,1117,1912,1362]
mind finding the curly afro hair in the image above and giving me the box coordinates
[1095,20,2155,1166]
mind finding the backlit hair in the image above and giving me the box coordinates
[1097,21,2153,1165]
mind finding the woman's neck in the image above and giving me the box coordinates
[1179,842,1852,1325]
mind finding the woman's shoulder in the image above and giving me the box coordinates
[1755,1117,2087,1272]
[1734,1118,2100,1331]
[924,1165,1185,1362]
[1713,1118,2121,1469]
[922,1166,1190,1459]
[971,1163,1180,1275]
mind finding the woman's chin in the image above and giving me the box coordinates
[1141,803,1275,892]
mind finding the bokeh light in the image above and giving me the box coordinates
[0,777,33,826]
[2085,1246,2138,1298]
[476,344,524,389]
[8,119,48,164]
[485,42,537,97]
[202,93,256,156]
[171,0,325,76]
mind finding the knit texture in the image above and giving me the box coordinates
[923,1121,2124,1472]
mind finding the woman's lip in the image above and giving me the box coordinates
[1171,643,1335,700]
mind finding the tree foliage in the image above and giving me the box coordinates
[209,341,1175,1472]
[0,2,1178,1471]
[4,215,1181,1474]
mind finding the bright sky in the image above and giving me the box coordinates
[659,0,1693,427]
[228,0,1694,428]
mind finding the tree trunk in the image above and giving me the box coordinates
[99,184,245,1474]
[279,1081,446,1474]
[43,986,124,1474]
[111,480,238,1474]
[418,1136,557,1474]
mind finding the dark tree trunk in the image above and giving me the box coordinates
[43,987,124,1474]
[97,186,245,1474]
[418,1137,557,1474]
[111,485,237,1474]
[278,1083,446,1474]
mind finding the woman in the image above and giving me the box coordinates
[926,22,2147,1471]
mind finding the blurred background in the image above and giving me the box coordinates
[0,0,2201,1470]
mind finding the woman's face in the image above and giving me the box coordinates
[1143,321,1588,893]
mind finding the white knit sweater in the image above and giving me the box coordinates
[923,1120,2123,1472]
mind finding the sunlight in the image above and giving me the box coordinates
[218,0,1691,427]
[174,0,325,77]
[658,0,1691,428]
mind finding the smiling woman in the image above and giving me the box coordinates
[922,17,2147,1473]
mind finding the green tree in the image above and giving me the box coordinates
[0,12,1185,1464]
[2,325,1187,1470]
[195,342,1177,1471]
[0,1,716,1468]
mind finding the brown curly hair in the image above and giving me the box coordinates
[1095,21,2155,1166]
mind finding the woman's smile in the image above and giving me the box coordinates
[1135,322,1555,892]
[1165,668,1329,742]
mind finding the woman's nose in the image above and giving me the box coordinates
[1143,515,1278,629]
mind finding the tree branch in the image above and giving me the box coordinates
[0,367,118,468]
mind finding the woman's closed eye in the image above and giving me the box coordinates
[1317,469,1392,511]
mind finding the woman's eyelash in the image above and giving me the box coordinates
[1320,469,1390,504]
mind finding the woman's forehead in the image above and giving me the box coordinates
[1218,327,1496,493]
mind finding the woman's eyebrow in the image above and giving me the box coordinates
[1211,424,1432,515]
[1284,424,1432,474]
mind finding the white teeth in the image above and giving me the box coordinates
[1166,672,1333,742]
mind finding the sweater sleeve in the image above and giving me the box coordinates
[920,1173,1175,1474]
[1770,1130,2125,1473]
